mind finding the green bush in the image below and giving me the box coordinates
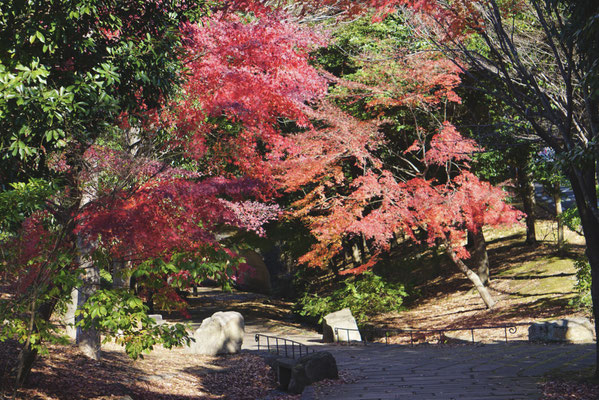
[560,207,583,235]
[295,271,407,325]
[570,257,592,310]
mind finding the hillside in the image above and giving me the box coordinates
[370,219,590,341]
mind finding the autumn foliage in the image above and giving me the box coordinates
[1,1,527,381]
[80,3,523,278]
[169,12,328,180]
[261,30,521,275]
[74,175,279,262]
[1,0,526,307]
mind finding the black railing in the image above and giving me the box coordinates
[327,324,529,346]
[255,324,528,354]
[366,324,528,345]
[255,333,315,359]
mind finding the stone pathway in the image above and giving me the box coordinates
[246,334,596,400]
[191,287,596,399]
[306,342,595,399]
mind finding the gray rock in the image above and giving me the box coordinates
[287,351,338,394]
[148,314,165,326]
[322,308,362,343]
[187,311,244,355]
[528,318,595,343]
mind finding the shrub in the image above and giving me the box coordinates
[560,207,583,235]
[295,271,407,325]
[570,257,592,310]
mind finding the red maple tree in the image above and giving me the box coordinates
[153,2,523,309]
[262,13,522,307]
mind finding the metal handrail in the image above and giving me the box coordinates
[254,333,315,359]
[256,324,529,354]
[366,323,529,346]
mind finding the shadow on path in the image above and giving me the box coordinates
[302,342,596,400]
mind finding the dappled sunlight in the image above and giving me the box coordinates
[0,340,284,400]
[2,1,598,399]
[165,287,315,337]
[372,218,590,335]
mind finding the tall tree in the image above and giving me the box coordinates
[359,0,599,375]
[267,13,523,308]
[0,0,282,385]
[516,148,538,245]
[155,4,522,310]
[1,0,197,381]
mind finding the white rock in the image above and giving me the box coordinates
[322,308,362,343]
[187,311,245,355]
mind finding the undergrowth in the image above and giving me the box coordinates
[569,257,592,311]
[294,271,408,325]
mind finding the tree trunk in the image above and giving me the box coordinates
[586,94,599,379]
[76,235,101,360]
[64,288,78,340]
[112,260,130,290]
[16,300,56,386]
[74,174,101,360]
[568,169,599,378]
[468,229,490,286]
[342,238,353,268]
[145,291,155,314]
[588,238,599,379]
[553,181,564,249]
[361,234,371,258]
[16,343,37,388]
[444,241,496,309]
[65,243,101,358]
[517,162,537,245]
[466,230,474,248]
[351,241,362,265]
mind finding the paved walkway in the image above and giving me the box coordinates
[306,342,595,399]
[192,287,596,399]
[246,335,596,400]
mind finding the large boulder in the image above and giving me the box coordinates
[528,318,595,343]
[274,351,338,394]
[187,311,244,355]
[236,250,272,295]
[322,308,362,343]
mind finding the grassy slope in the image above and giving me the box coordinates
[370,218,591,341]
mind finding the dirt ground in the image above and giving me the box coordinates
[0,340,297,400]
[0,289,334,400]
[368,221,591,344]
[1,219,597,399]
